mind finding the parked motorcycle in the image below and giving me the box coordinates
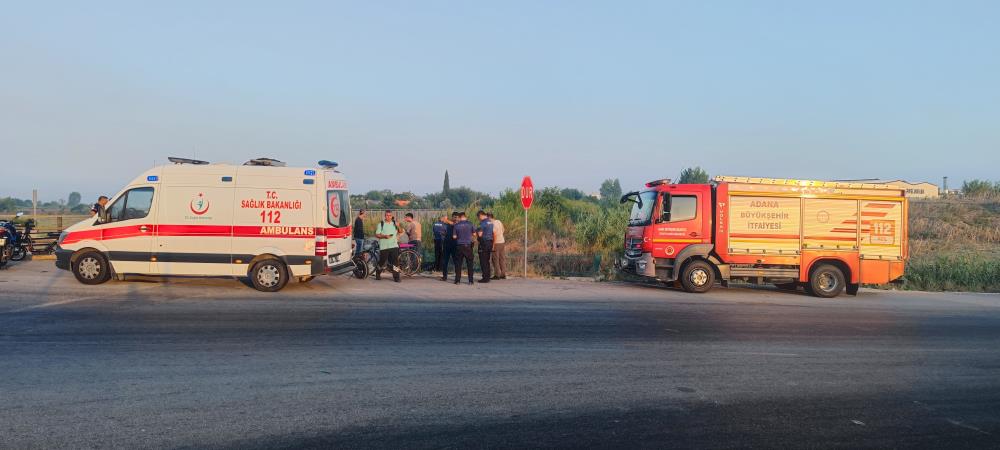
[0,217,13,269]
[10,214,34,261]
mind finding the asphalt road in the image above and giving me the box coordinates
[1,259,999,449]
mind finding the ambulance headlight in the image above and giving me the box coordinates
[56,231,67,245]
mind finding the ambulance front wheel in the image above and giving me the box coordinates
[249,258,289,292]
[72,251,112,285]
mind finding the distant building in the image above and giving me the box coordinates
[833,179,940,199]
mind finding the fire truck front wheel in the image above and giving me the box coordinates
[249,258,289,292]
[808,264,846,298]
[680,260,715,293]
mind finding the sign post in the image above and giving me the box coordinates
[520,176,534,279]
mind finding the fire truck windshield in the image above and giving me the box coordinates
[627,191,658,227]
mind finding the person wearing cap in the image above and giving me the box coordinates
[432,215,448,272]
[475,210,494,283]
[451,212,475,285]
[374,210,401,282]
[353,209,366,256]
[488,212,507,280]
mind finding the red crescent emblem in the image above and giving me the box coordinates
[190,193,210,215]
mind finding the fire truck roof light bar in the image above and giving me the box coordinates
[645,179,672,187]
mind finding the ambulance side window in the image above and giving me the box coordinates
[105,187,155,223]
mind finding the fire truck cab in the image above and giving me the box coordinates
[619,176,908,297]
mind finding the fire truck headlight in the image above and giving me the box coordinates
[637,260,647,271]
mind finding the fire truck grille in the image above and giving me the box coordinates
[625,238,643,258]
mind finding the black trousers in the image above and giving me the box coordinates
[478,239,493,280]
[433,239,444,271]
[376,247,400,278]
[454,244,475,282]
[441,245,456,278]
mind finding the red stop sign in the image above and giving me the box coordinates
[520,176,534,210]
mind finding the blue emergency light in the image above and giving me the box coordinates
[147,176,159,182]
[304,169,316,176]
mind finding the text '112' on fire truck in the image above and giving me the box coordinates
[617,176,908,297]
[54,157,355,292]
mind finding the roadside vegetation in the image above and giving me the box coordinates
[4,173,998,292]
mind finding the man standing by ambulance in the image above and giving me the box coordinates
[374,210,401,282]
[353,209,366,256]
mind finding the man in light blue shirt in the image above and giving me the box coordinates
[374,210,401,282]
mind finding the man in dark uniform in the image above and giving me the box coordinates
[432,215,447,271]
[440,212,459,281]
[452,212,476,285]
[475,210,494,283]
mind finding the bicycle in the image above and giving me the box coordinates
[351,238,380,279]
[398,243,422,277]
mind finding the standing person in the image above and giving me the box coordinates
[488,212,507,280]
[475,210,494,283]
[440,212,458,281]
[90,196,109,220]
[374,210,401,282]
[452,212,475,285]
[353,209,366,256]
[432,215,448,271]
[403,213,422,253]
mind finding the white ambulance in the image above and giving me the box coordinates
[55,157,355,292]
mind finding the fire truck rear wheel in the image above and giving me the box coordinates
[680,260,715,293]
[72,251,112,285]
[250,258,289,292]
[809,264,845,298]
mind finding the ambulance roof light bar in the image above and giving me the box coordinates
[243,157,286,167]
[168,156,210,165]
[317,160,339,169]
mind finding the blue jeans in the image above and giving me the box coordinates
[354,239,364,256]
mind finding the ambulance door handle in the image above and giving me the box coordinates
[140,226,149,233]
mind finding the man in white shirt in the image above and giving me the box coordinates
[488,212,507,279]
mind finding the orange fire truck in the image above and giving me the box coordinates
[618,176,908,297]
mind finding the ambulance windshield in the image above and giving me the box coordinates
[627,191,658,227]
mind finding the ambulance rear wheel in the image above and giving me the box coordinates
[680,260,715,293]
[808,264,845,298]
[73,251,111,285]
[250,258,288,292]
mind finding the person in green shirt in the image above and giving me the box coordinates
[374,210,401,282]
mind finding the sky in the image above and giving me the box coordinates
[2,0,999,202]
